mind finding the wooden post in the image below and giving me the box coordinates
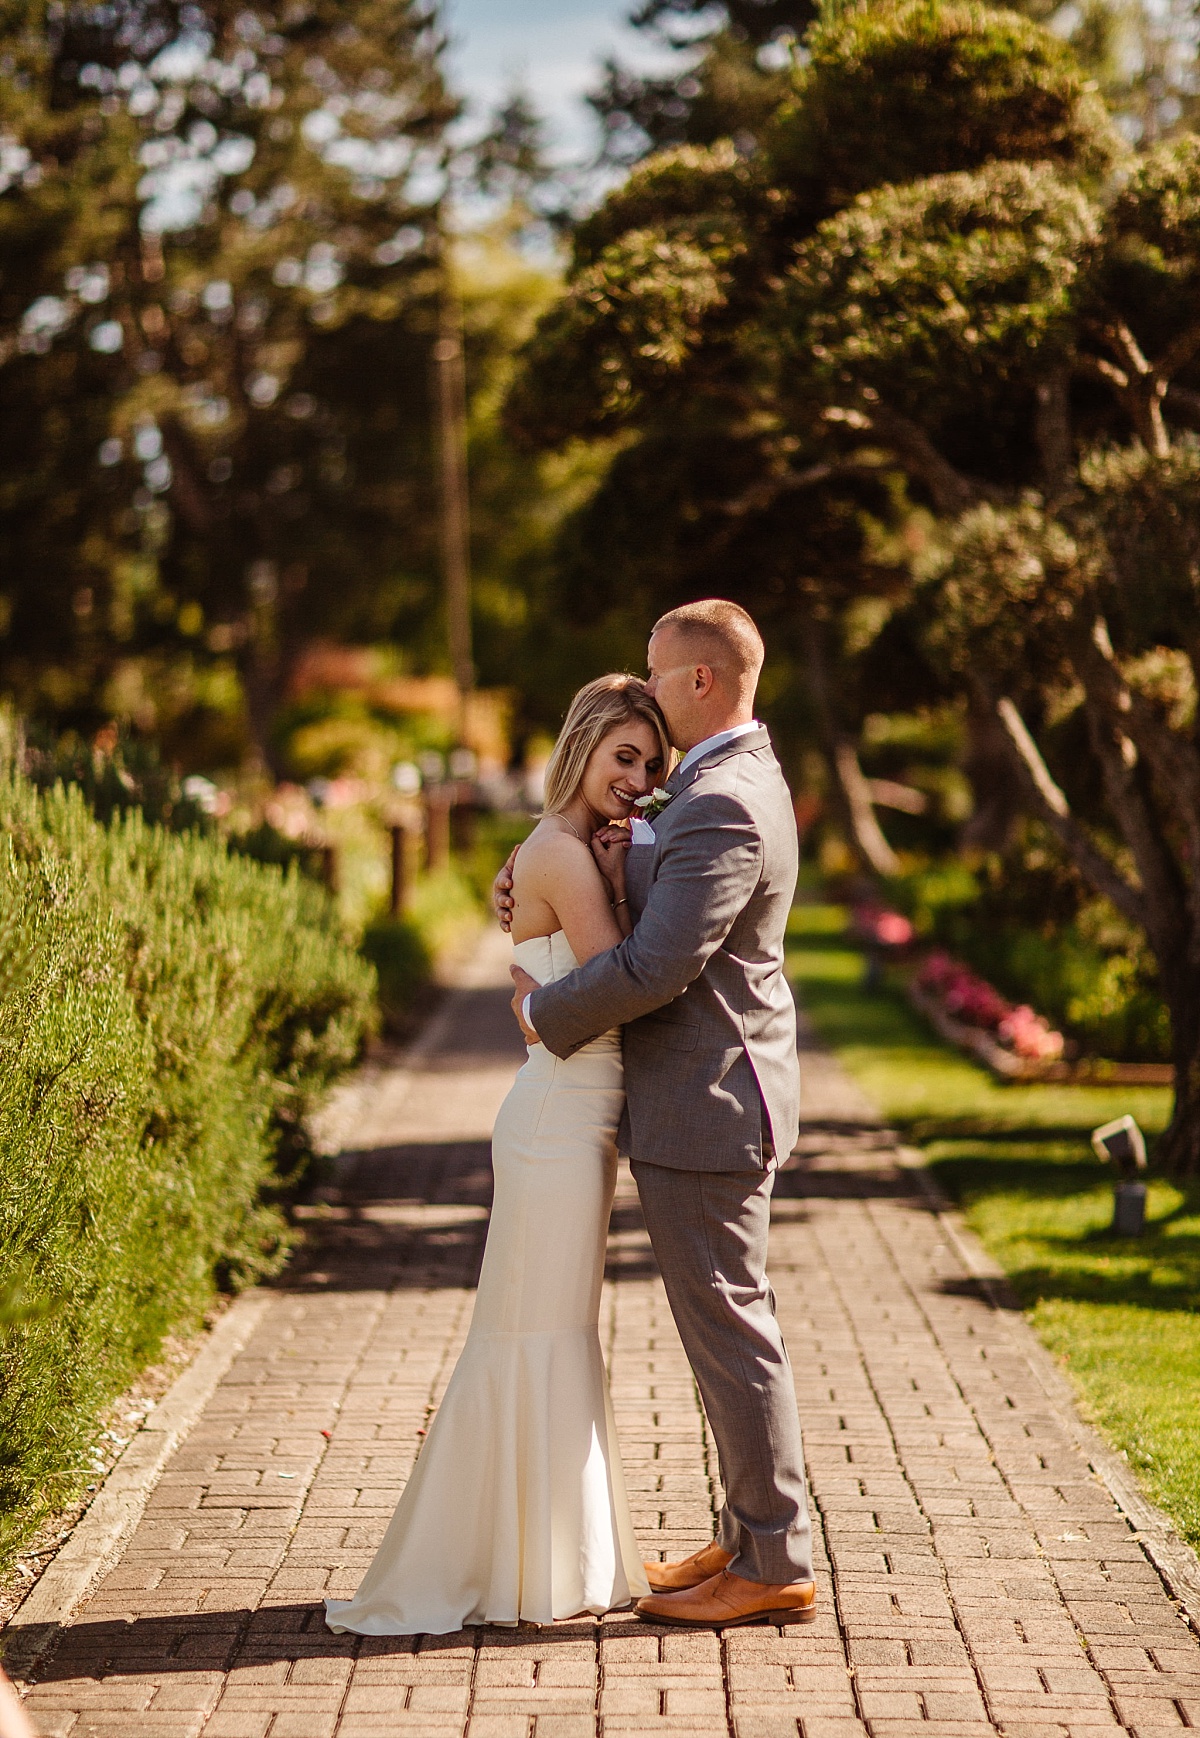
[450,794,476,855]
[320,843,338,895]
[425,793,451,874]
[389,820,419,916]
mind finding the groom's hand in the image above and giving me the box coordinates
[509,964,540,1043]
[492,846,518,932]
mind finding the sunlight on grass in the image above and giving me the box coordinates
[786,902,1200,1549]
[1032,1302,1200,1550]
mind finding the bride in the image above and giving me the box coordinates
[325,674,670,1634]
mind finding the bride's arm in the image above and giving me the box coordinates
[514,833,625,963]
[591,827,632,938]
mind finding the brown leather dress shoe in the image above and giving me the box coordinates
[643,1541,733,1593]
[636,1568,818,1628]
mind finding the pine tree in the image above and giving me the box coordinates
[0,0,456,765]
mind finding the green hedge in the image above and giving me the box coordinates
[0,770,375,1569]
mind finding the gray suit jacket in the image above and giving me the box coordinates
[529,726,800,1172]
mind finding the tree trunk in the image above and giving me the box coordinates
[240,621,286,781]
[1156,966,1200,1174]
[831,739,901,877]
[959,697,1024,851]
[803,625,899,878]
[239,560,291,780]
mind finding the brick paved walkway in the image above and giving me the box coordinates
[13,929,1200,1738]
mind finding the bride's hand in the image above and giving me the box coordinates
[492,844,519,932]
[590,825,630,900]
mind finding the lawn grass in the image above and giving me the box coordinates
[786,902,1200,1553]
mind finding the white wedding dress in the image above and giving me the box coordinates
[324,931,649,1634]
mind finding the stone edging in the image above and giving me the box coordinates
[1,1291,271,1687]
[894,1143,1200,1636]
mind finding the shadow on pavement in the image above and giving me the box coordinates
[32,1604,651,1678]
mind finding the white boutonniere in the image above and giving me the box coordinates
[634,786,674,823]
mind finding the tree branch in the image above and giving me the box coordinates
[720,458,887,519]
[1099,321,1170,455]
[1079,328,1174,454]
[1158,320,1200,383]
[1077,617,1200,942]
[994,696,1149,930]
[1166,382,1200,426]
[1079,692,1189,961]
[1034,368,1073,504]
[833,740,901,876]
[805,623,900,878]
[855,400,989,514]
[1076,353,1130,392]
[1105,319,1155,380]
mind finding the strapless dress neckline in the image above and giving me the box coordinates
[511,929,580,986]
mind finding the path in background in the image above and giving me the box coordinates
[11,928,1200,1737]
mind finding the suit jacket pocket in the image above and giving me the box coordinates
[636,1006,700,1053]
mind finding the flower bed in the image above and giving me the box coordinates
[918,950,1065,1061]
[908,950,1172,1084]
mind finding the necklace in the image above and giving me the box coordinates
[558,814,585,843]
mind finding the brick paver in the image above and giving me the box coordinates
[12,929,1200,1737]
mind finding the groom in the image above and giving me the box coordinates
[501,599,815,1628]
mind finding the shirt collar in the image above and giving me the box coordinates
[676,720,761,778]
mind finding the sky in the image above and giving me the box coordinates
[442,0,676,161]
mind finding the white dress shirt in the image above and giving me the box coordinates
[674,719,760,779]
[521,720,762,1038]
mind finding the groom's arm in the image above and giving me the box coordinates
[529,790,761,1059]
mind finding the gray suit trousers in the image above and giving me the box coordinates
[632,1159,814,1586]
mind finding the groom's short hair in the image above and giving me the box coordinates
[652,599,764,690]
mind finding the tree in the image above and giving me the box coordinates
[508,0,1200,1168]
[771,127,1200,1167]
[0,0,457,767]
[589,0,816,168]
[507,1,1113,860]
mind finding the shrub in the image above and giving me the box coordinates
[895,843,1171,1062]
[361,915,433,1034]
[0,768,375,1571]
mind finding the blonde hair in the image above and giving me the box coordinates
[652,598,764,693]
[543,675,671,817]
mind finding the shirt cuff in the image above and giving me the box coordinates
[521,993,538,1037]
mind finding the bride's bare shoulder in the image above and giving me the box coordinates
[513,820,593,891]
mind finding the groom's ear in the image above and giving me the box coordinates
[693,663,715,695]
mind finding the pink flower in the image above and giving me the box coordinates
[918,950,1064,1059]
[999,1005,1064,1059]
[875,913,914,946]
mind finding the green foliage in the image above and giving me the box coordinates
[363,814,532,1033]
[1112,134,1200,258]
[511,0,1200,1151]
[783,165,1099,409]
[570,141,761,270]
[0,0,456,753]
[589,27,802,168]
[920,500,1097,684]
[1079,437,1200,631]
[508,221,745,445]
[21,721,215,831]
[893,837,1173,1062]
[0,767,375,1567]
[786,901,1171,1131]
[776,3,1117,200]
[361,864,479,1032]
[361,915,432,1033]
